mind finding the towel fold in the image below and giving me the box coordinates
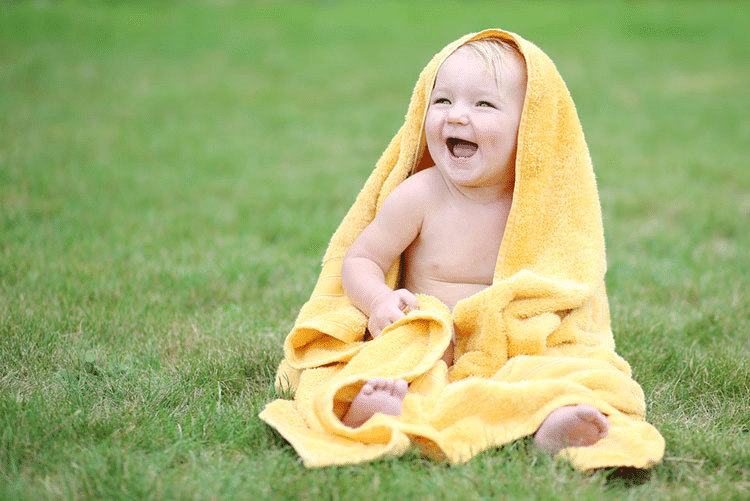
[260,29,664,470]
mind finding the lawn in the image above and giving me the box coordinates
[1,1,749,499]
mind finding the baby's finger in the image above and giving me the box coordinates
[386,308,406,325]
[368,319,384,338]
[395,289,419,313]
[370,313,397,338]
[403,294,419,312]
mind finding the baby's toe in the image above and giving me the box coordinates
[370,378,389,391]
[394,379,408,397]
[577,405,610,434]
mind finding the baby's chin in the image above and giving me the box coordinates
[434,161,515,196]
[436,166,486,189]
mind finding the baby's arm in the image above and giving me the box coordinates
[342,177,425,337]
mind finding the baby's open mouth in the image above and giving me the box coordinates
[447,137,478,158]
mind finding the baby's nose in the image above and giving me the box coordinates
[447,104,469,124]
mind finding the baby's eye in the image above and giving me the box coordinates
[477,101,495,108]
[433,97,451,105]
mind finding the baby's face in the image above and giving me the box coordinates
[425,45,526,193]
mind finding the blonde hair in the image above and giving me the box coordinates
[459,38,525,88]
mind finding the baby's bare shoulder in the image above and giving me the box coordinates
[390,167,446,203]
[374,168,445,229]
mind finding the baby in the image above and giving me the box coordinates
[340,39,609,453]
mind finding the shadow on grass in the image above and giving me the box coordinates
[604,466,651,487]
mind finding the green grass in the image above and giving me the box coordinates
[1,0,749,499]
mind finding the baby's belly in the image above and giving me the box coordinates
[404,276,490,311]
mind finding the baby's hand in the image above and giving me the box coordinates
[368,289,419,338]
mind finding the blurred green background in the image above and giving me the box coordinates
[1,1,749,499]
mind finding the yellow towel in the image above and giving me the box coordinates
[259,29,664,470]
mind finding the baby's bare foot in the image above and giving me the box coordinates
[341,378,408,428]
[533,404,610,454]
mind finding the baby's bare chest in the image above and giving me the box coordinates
[406,206,507,284]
